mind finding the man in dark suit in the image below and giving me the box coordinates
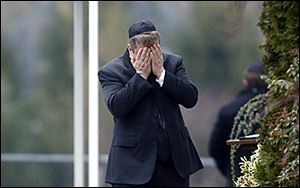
[98,20,203,187]
[208,61,267,187]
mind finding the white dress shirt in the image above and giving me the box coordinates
[155,69,166,87]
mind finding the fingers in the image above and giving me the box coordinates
[136,48,148,67]
[150,47,156,59]
[144,49,150,64]
[136,48,151,71]
[142,48,150,63]
[150,51,155,63]
[135,49,151,79]
[150,44,163,65]
[139,53,149,69]
[135,48,143,62]
[153,43,161,57]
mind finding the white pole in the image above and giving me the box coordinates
[88,1,99,187]
[74,1,84,187]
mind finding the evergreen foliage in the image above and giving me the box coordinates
[234,2,299,187]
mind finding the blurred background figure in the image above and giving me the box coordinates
[208,61,267,187]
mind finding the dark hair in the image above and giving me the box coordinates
[243,71,266,87]
[243,61,267,88]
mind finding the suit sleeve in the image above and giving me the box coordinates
[98,69,152,118]
[162,57,198,108]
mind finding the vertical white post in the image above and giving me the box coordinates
[74,1,84,187]
[88,1,99,187]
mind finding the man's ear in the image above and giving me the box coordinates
[128,44,134,60]
[127,44,132,52]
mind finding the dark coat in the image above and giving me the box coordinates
[208,86,267,186]
[98,50,203,185]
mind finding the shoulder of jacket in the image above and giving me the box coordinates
[99,57,125,74]
[101,57,124,70]
[163,52,183,69]
[163,52,183,61]
[219,95,250,118]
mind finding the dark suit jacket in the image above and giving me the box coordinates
[98,49,203,185]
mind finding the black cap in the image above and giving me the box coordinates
[128,20,157,38]
[246,61,265,75]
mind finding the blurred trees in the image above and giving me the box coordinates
[1,1,73,154]
[98,1,130,154]
[234,2,299,187]
[99,2,264,91]
[1,2,73,186]
[169,2,264,90]
[256,2,298,186]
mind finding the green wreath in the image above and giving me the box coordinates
[229,93,267,184]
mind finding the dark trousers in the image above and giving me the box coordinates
[111,159,189,187]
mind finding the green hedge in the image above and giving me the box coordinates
[234,1,299,187]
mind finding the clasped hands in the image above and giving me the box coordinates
[131,43,164,80]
